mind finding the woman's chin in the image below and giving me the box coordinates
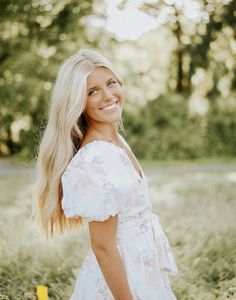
[102,115,122,124]
[99,105,122,122]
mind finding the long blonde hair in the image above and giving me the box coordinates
[32,49,124,239]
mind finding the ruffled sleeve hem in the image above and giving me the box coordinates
[83,211,120,223]
[62,201,121,222]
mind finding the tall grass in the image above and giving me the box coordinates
[0,162,235,299]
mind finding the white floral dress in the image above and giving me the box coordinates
[61,134,178,300]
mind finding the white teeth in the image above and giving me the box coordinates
[101,102,117,110]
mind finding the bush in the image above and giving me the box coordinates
[124,93,236,160]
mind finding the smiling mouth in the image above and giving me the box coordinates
[100,100,119,110]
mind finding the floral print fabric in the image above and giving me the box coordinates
[61,134,178,299]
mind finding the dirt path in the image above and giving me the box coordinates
[144,161,236,175]
[1,157,236,176]
[0,158,34,176]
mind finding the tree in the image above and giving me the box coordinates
[0,0,97,156]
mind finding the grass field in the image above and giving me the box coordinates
[0,159,236,299]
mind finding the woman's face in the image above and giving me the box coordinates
[84,67,124,127]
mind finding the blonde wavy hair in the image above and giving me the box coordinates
[32,49,124,239]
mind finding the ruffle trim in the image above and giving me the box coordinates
[83,211,120,223]
[61,190,122,222]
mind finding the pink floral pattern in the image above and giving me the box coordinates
[62,134,178,300]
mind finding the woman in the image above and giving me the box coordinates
[32,49,178,299]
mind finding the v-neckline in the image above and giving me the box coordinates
[117,136,145,183]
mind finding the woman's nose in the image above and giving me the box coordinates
[102,87,113,100]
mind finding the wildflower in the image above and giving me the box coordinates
[36,285,48,300]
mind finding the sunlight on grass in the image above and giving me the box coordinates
[0,161,235,299]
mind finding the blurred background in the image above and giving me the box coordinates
[0,0,235,299]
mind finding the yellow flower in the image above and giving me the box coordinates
[36,285,48,300]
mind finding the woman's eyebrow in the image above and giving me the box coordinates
[107,76,116,82]
[87,86,97,92]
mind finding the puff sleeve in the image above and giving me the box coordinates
[61,143,125,222]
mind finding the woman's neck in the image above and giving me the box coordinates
[85,123,120,143]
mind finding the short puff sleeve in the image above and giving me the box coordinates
[61,143,125,222]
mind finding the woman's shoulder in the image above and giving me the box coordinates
[74,132,128,162]
[63,132,129,177]
[63,139,119,176]
[77,139,118,161]
[61,141,103,181]
[67,140,106,169]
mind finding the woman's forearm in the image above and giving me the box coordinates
[94,246,133,300]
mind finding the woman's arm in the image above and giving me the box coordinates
[89,215,133,300]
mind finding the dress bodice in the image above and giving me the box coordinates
[61,134,152,224]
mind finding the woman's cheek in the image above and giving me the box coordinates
[94,93,102,103]
[89,96,101,109]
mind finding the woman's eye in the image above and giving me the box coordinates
[88,90,97,96]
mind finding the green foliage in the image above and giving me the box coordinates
[206,101,236,156]
[0,0,236,160]
[123,93,236,160]
[0,0,96,158]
